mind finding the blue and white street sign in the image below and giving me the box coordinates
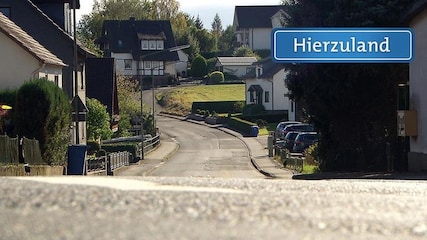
[272,28,414,63]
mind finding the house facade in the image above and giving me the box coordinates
[0,0,93,144]
[233,5,287,50]
[0,12,66,89]
[96,18,180,87]
[405,0,427,171]
[244,58,295,121]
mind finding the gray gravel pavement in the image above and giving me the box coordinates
[1,176,426,240]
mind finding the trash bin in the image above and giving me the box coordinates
[250,125,259,137]
[67,145,87,175]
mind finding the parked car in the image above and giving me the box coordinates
[281,123,314,138]
[275,121,301,139]
[292,132,319,153]
[283,131,300,151]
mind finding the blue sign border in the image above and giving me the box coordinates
[272,28,414,63]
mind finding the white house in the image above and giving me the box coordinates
[244,57,295,121]
[215,56,258,78]
[405,0,427,171]
[0,12,66,89]
[233,5,287,50]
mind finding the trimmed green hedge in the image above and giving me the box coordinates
[228,117,257,136]
[241,112,289,123]
[192,101,245,114]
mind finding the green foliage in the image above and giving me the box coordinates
[209,71,224,84]
[14,79,71,165]
[243,104,265,115]
[206,58,217,73]
[191,55,208,78]
[87,140,101,155]
[87,98,113,141]
[233,45,260,59]
[192,101,245,114]
[283,0,411,171]
[233,101,245,113]
[228,117,257,136]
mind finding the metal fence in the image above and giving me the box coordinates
[274,145,304,173]
[86,151,131,175]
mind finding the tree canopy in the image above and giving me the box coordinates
[282,0,412,171]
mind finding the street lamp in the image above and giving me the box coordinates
[140,44,189,159]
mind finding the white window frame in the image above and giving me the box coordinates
[124,59,132,70]
[156,40,164,50]
[141,40,149,50]
[149,40,156,50]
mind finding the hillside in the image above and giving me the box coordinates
[157,84,245,115]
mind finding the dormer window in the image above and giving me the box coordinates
[141,40,149,50]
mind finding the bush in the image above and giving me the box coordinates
[192,101,246,114]
[87,98,113,141]
[191,55,208,78]
[101,143,139,162]
[243,104,265,115]
[87,140,101,155]
[209,71,224,84]
[304,143,320,166]
[228,117,257,136]
[14,78,71,165]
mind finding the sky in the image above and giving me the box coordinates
[77,0,282,29]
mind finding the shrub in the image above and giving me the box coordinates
[14,78,71,165]
[304,143,320,166]
[243,104,265,115]
[209,71,224,84]
[191,55,208,78]
[87,98,113,141]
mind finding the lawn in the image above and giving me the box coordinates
[158,84,245,115]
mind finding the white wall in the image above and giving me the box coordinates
[409,8,427,170]
[245,68,294,120]
[222,65,250,78]
[250,28,272,50]
[111,53,135,76]
[0,32,63,89]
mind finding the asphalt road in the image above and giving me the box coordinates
[1,176,426,240]
[147,116,262,178]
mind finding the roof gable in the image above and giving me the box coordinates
[98,19,178,61]
[234,5,287,29]
[0,12,66,66]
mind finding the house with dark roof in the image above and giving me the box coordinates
[0,0,94,144]
[96,18,180,87]
[403,0,427,172]
[233,5,287,50]
[0,12,66,89]
[215,56,258,78]
[244,57,295,121]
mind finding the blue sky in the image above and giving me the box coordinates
[77,0,282,29]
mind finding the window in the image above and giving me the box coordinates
[124,59,132,70]
[249,91,255,103]
[140,61,164,76]
[0,7,10,17]
[156,40,164,50]
[141,40,164,50]
[141,40,149,50]
[149,40,156,50]
[104,42,109,50]
[54,75,59,86]
[118,40,123,47]
[265,91,270,103]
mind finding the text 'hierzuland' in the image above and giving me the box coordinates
[293,37,390,53]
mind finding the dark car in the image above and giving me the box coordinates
[275,121,301,139]
[292,132,319,153]
[283,131,299,151]
[281,123,314,138]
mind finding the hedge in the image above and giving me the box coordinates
[192,101,245,114]
[227,117,257,136]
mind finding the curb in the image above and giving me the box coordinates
[159,113,277,178]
